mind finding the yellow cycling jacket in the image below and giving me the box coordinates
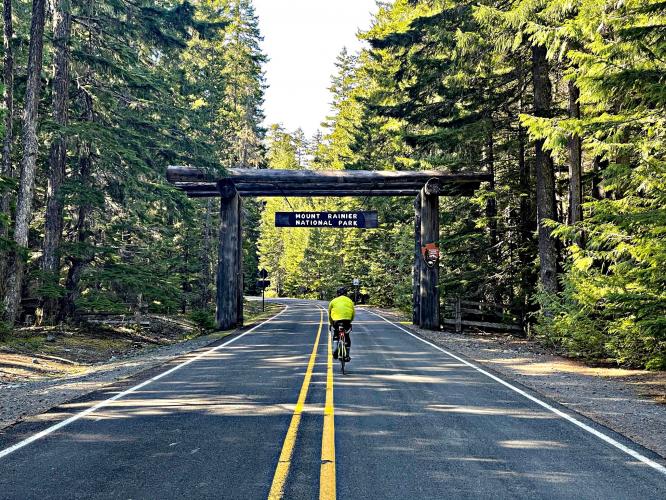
[328,295,355,323]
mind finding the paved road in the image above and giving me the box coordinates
[1,300,665,499]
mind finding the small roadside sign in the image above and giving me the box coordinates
[353,278,360,286]
[256,276,270,312]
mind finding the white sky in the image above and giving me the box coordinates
[253,0,378,138]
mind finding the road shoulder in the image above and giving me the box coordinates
[366,307,666,460]
[0,304,286,434]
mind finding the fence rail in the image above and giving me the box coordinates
[441,297,523,334]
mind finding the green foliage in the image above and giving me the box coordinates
[188,309,217,331]
[0,305,10,339]
[254,0,664,371]
[257,0,535,312]
[34,270,66,300]
[3,0,663,371]
[527,0,666,369]
[1,0,266,324]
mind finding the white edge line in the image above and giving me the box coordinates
[0,305,290,460]
[364,308,666,476]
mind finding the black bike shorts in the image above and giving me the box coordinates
[332,320,352,346]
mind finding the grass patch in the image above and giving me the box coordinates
[2,335,47,351]
[244,301,283,325]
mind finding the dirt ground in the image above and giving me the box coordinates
[0,302,283,431]
[370,307,666,459]
[0,315,197,384]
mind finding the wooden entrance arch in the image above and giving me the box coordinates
[167,166,490,331]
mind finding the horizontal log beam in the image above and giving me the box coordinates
[167,165,491,186]
[176,182,438,191]
[177,183,464,193]
[187,190,430,198]
[235,181,454,190]
[177,184,477,198]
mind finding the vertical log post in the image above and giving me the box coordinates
[236,194,244,326]
[419,179,440,330]
[413,194,422,325]
[217,180,241,330]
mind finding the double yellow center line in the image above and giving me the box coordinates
[320,313,336,500]
[268,309,336,500]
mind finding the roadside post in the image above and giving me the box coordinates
[257,268,269,312]
[352,278,360,303]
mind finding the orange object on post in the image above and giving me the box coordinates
[421,242,440,268]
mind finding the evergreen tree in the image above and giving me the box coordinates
[3,0,47,323]
[2,0,663,370]
[1,0,267,325]
[41,0,72,323]
[533,0,666,368]
[0,0,14,294]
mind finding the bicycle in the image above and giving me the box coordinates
[333,323,351,375]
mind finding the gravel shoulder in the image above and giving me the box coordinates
[0,303,285,433]
[368,307,666,459]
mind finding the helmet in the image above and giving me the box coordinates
[336,287,347,297]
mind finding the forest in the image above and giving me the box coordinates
[1,0,664,370]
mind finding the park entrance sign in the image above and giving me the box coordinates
[275,211,378,229]
[167,166,490,331]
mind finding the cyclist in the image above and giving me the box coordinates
[328,287,355,361]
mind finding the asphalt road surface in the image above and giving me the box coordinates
[1,299,665,499]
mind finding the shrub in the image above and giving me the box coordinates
[188,309,216,331]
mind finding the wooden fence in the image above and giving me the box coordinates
[441,297,523,334]
[75,311,151,327]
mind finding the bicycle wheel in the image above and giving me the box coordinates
[339,343,346,375]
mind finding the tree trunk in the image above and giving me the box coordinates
[180,226,191,314]
[517,59,534,247]
[485,117,498,242]
[532,44,558,295]
[3,0,47,324]
[591,156,607,200]
[59,90,94,321]
[59,143,93,320]
[200,198,213,309]
[518,119,532,236]
[0,0,14,295]
[42,0,72,323]
[567,80,583,226]
[485,115,501,302]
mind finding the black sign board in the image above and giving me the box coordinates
[257,272,270,312]
[275,211,378,229]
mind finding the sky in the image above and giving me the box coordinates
[252,0,379,138]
